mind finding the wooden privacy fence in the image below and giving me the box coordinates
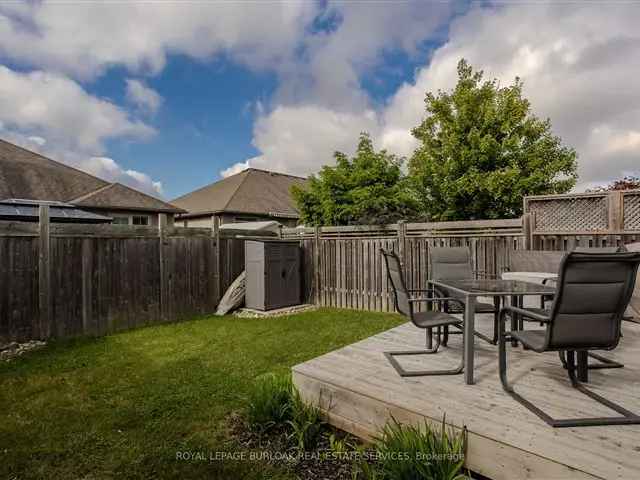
[4,191,640,342]
[0,208,245,343]
[523,190,640,250]
[282,219,524,312]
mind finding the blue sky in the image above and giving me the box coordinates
[1,1,639,199]
[96,57,279,198]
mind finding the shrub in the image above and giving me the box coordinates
[287,388,324,451]
[246,373,293,433]
[373,416,468,480]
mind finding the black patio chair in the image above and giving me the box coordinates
[430,247,500,345]
[557,246,627,370]
[498,251,640,427]
[381,249,465,377]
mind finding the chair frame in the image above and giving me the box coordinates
[381,249,467,377]
[498,251,640,427]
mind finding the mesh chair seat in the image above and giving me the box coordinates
[412,311,463,329]
[510,330,546,351]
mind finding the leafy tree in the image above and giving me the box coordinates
[291,133,420,226]
[588,176,640,192]
[409,59,578,221]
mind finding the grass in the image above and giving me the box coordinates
[0,308,403,479]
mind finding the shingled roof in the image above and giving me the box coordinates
[172,168,307,219]
[0,138,183,213]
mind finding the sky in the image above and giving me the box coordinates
[1,1,639,201]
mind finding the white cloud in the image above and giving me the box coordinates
[125,79,162,115]
[223,1,452,177]
[0,2,317,79]
[221,161,250,178]
[236,3,640,191]
[381,3,640,190]
[5,1,639,194]
[27,135,46,146]
[222,105,381,178]
[83,157,163,195]
[0,66,154,152]
[0,1,317,196]
[0,66,162,195]
[0,130,163,196]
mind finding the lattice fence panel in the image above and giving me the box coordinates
[623,192,640,230]
[529,196,608,232]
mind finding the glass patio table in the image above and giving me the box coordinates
[428,278,555,385]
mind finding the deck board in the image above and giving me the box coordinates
[292,314,640,480]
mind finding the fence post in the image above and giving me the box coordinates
[608,190,624,233]
[397,220,407,269]
[522,214,532,250]
[314,226,321,306]
[212,215,221,304]
[38,205,51,339]
[158,213,167,321]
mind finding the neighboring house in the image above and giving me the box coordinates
[0,138,184,225]
[172,168,307,228]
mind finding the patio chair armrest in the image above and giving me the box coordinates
[409,297,466,311]
[499,305,550,323]
[541,277,557,286]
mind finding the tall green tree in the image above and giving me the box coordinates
[409,59,578,221]
[292,133,420,226]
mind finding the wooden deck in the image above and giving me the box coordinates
[292,314,640,480]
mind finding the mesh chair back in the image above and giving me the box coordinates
[546,252,640,350]
[381,249,411,317]
[431,247,472,281]
[508,250,565,273]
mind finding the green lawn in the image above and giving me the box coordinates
[0,308,403,479]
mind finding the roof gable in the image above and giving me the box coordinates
[171,168,249,213]
[225,169,306,217]
[0,138,183,213]
[71,183,184,213]
[171,168,307,217]
[0,138,108,201]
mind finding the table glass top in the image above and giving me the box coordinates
[429,278,555,296]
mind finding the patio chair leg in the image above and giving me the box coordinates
[490,300,500,345]
[559,351,624,370]
[426,327,444,350]
[499,314,640,427]
[509,296,519,348]
[442,325,449,346]
[385,327,464,377]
